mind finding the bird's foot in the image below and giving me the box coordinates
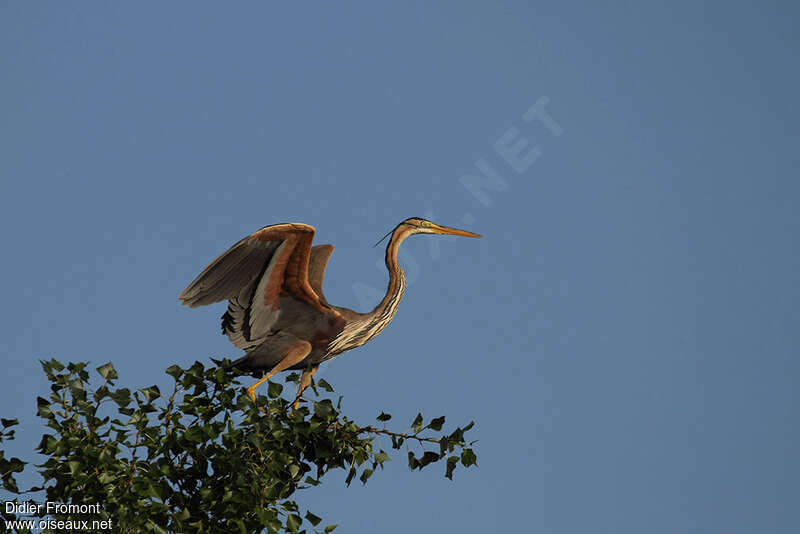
[246,386,268,415]
[290,396,303,413]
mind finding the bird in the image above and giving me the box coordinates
[178,217,481,408]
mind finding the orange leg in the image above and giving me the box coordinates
[246,341,312,403]
[293,364,319,409]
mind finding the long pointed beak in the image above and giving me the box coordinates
[429,223,482,238]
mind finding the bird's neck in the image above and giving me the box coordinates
[327,228,411,354]
[355,229,409,343]
[371,233,407,320]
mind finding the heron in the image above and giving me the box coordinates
[178,217,481,408]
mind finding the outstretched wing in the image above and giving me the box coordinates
[308,244,334,305]
[179,223,335,350]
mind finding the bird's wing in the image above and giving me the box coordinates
[179,223,337,350]
[308,244,334,304]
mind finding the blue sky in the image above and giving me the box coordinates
[2,2,799,532]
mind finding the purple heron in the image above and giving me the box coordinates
[179,217,481,407]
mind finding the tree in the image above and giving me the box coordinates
[0,360,477,533]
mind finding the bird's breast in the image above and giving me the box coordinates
[311,313,347,353]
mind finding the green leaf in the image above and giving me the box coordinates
[324,525,338,533]
[376,412,392,422]
[314,399,335,419]
[345,466,357,486]
[419,451,440,468]
[267,381,283,398]
[407,451,418,470]
[0,457,25,476]
[36,397,52,418]
[461,448,477,467]
[428,416,446,431]
[139,385,161,402]
[286,513,302,533]
[165,365,182,379]
[448,426,464,443]
[1,473,20,493]
[353,446,368,466]
[285,372,300,383]
[36,434,58,454]
[317,379,334,392]
[289,464,300,479]
[1,418,19,428]
[305,511,322,526]
[68,460,82,476]
[93,384,110,403]
[445,456,458,480]
[46,358,65,372]
[359,468,374,484]
[110,387,132,407]
[411,413,424,433]
[96,361,118,380]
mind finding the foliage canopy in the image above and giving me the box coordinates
[1,359,477,533]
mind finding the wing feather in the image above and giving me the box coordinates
[179,223,339,351]
[308,244,334,303]
[247,239,293,340]
[178,238,277,307]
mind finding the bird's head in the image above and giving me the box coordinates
[375,217,482,246]
[400,217,482,238]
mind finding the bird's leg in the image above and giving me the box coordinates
[246,341,312,403]
[292,364,319,410]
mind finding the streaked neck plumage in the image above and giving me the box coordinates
[370,225,409,321]
[328,225,412,353]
